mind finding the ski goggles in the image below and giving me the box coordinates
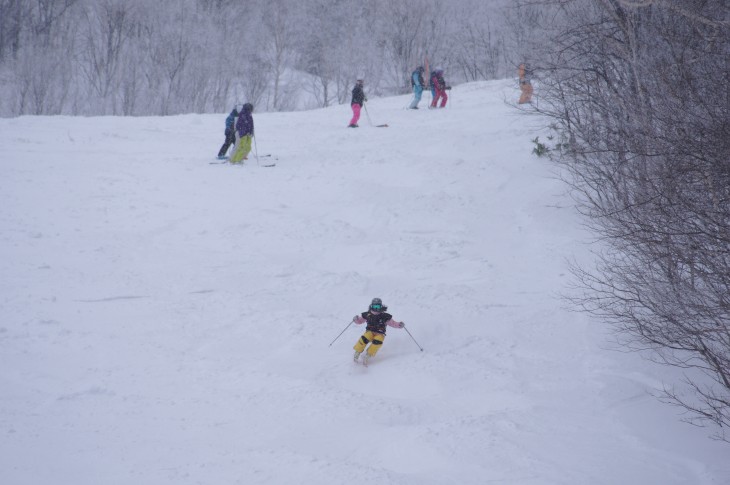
[370,304,383,311]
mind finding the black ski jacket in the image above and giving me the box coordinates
[351,84,366,106]
[359,311,394,335]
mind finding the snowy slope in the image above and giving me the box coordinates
[1,80,728,485]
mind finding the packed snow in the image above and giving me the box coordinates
[1,80,728,485]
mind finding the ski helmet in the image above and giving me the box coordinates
[370,297,383,311]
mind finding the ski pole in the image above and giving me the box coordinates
[329,320,353,347]
[403,325,424,351]
[253,134,259,166]
[363,103,374,126]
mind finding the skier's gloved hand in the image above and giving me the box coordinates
[353,315,359,323]
[398,322,405,328]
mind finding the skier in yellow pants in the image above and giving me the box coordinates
[352,298,405,366]
[230,102,254,163]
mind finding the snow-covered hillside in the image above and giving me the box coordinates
[1,80,728,485]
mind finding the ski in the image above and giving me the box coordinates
[376,124,389,128]
[210,154,277,167]
[259,154,277,166]
[259,154,277,167]
[210,162,276,167]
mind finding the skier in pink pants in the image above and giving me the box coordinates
[430,69,449,108]
[348,79,366,128]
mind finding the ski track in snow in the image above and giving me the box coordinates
[1,80,728,485]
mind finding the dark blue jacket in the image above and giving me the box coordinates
[236,105,254,137]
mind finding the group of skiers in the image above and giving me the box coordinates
[216,102,255,162]
[344,70,451,360]
[213,105,408,363]
[218,63,533,159]
[346,67,450,128]
[217,67,451,157]
[212,64,535,365]
[408,66,450,110]
[212,64,533,365]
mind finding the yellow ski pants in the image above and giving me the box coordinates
[354,331,385,357]
[230,135,252,163]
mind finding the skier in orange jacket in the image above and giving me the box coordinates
[518,63,533,104]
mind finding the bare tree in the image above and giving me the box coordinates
[0,0,26,61]
[524,0,730,440]
[260,0,301,111]
[15,40,73,115]
[78,0,135,114]
[451,2,507,81]
[119,50,141,115]
[142,2,195,116]
[377,0,447,93]
[30,0,80,48]
[295,0,348,108]
[0,0,518,116]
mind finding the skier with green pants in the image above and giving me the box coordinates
[230,103,254,163]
